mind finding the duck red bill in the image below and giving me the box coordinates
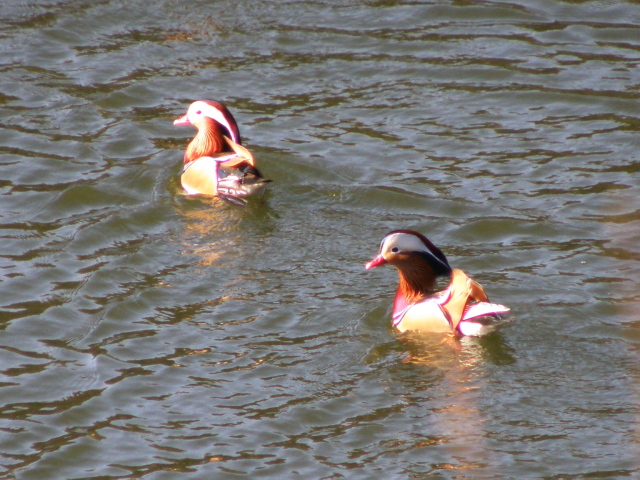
[173,114,191,126]
[365,255,387,270]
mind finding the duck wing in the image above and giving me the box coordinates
[440,269,509,333]
[221,136,256,167]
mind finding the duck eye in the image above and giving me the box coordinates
[196,110,202,115]
[391,247,399,253]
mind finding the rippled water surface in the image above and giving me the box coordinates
[1,0,639,478]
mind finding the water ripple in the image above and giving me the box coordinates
[0,0,639,478]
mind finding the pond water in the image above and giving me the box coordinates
[0,0,639,478]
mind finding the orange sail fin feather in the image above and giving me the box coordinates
[441,269,488,332]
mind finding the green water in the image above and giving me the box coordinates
[0,0,639,478]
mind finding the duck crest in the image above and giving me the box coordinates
[201,100,241,145]
[390,229,450,272]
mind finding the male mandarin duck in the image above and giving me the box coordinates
[366,230,510,336]
[173,100,270,205]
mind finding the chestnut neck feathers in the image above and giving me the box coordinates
[184,117,230,164]
[396,252,451,304]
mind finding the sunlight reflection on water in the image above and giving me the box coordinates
[0,0,639,478]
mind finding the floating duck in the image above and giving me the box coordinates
[366,230,510,336]
[173,100,271,205]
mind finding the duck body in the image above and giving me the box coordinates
[174,100,271,204]
[366,230,510,336]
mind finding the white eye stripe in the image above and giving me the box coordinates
[187,102,240,145]
[200,103,239,144]
[381,233,449,269]
[382,233,429,255]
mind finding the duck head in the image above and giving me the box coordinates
[174,100,251,167]
[366,230,452,303]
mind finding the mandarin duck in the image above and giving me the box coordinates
[173,100,271,205]
[366,230,510,336]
